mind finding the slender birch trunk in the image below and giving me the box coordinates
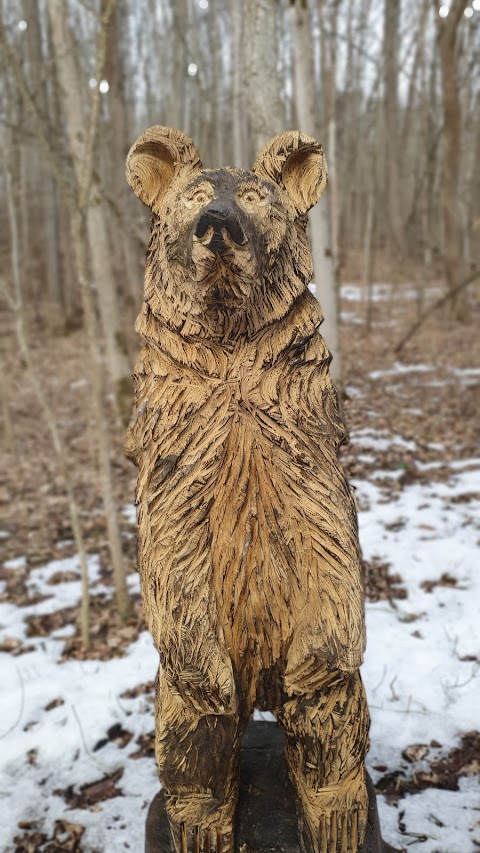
[382,0,403,255]
[291,0,342,386]
[48,0,131,413]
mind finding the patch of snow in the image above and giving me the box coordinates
[340,310,364,324]
[253,709,276,722]
[341,283,443,303]
[352,428,417,452]
[345,385,362,398]
[357,466,480,850]
[451,367,480,378]
[341,283,393,302]
[369,363,435,380]
[0,626,159,851]
[122,504,137,524]
[55,539,74,548]
[416,456,480,472]
[127,572,141,594]
[3,556,26,570]
[0,556,106,647]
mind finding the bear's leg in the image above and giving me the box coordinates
[278,666,370,853]
[155,669,245,853]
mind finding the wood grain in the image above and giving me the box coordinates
[126,127,369,852]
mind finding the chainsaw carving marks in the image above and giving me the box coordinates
[126,126,370,853]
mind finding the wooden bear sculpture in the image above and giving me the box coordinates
[126,126,369,853]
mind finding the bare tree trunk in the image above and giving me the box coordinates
[211,0,225,166]
[425,42,440,268]
[0,348,15,457]
[339,0,373,253]
[400,0,430,152]
[22,0,60,317]
[243,0,284,161]
[44,10,68,315]
[463,91,480,271]
[433,0,469,317]
[104,0,139,338]
[382,0,402,255]
[363,187,376,333]
[231,0,246,167]
[318,0,340,269]
[86,200,131,416]
[291,0,342,387]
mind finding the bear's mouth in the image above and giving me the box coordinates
[191,228,258,289]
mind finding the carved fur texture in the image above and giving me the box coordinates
[126,126,370,853]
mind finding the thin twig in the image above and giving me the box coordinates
[0,664,25,738]
[71,704,111,775]
[394,269,480,353]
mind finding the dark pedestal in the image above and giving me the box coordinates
[145,721,402,853]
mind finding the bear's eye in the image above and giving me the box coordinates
[184,187,212,208]
[238,186,268,207]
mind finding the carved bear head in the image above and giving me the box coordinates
[126,127,327,339]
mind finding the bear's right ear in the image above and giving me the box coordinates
[126,126,203,209]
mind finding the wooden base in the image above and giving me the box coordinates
[145,721,402,853]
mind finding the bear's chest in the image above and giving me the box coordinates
[147,363,317,601]
[145,355,309,503]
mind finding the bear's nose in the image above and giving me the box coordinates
[195,202,246,250]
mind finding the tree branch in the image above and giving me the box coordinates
[0,21,76,209]
[394,269,480,353]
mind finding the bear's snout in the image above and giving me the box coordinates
[194,201,246,254]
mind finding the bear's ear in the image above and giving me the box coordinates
[252,130,327,215]
[126,126,203,208]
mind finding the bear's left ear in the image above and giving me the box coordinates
[126,125,203,209]
[252,130,327,216]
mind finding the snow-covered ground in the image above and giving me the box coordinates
[0,559,159,852]
[358,462,480,852]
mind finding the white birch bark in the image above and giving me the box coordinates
[48,0,130,411]
[290,0,342,386]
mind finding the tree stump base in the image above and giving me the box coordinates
[145,721,402,853]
